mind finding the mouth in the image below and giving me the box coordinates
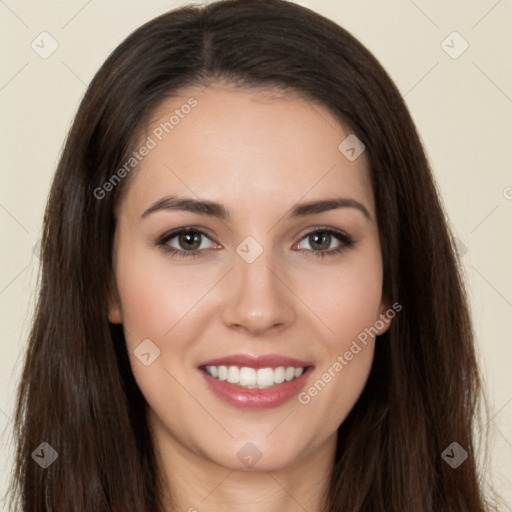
[197,354,314,409]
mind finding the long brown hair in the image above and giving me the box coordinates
[6,0,499,510]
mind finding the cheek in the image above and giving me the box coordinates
[296,249,384,347]
[114,246,209,342]
[291,250,382,420]
[113,249,212,411]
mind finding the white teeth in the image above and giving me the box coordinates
[217,365,227,381]
[274,366,285,384]
[227,366,240,383]
[256,368,274,388]
[239,367,257,386]
[284,367,295,381]
[204,365,306,388]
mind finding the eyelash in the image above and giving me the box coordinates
[154,226,355,259]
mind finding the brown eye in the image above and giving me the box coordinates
[295,227,354,258]
[157,228,216,258]
[308,231,333,251]
[177,232,203,251]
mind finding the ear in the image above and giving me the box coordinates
[375,299,397,336]
[108,285,123,324]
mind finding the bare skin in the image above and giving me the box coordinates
[109,83,392,512]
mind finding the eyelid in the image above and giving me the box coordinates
[296,225,352,242]
[156,226,219,249]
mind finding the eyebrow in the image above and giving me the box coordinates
[140,195,371,221]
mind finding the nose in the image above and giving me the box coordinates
[221,248,296,337]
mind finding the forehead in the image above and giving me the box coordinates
[116,84,374,220]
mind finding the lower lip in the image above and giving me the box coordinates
[200,367,314,409]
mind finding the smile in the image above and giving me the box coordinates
[199,365,314,409]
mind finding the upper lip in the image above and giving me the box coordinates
[198,353,313,369]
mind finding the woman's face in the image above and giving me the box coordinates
[109,84,391,472]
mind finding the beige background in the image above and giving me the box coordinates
[1,0,511,509]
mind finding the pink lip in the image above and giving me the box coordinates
[200,366,314,409]
[197,353,312,369]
